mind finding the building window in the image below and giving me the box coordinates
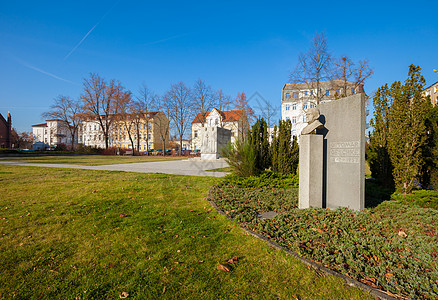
[293,92,297,98]
[310,103,315,108]
[194,130,198,138]
[303,115,307,122]
[292,104,296,110]
[325,90,330,96]
[215,119,219,125]
[285,93,290,99]
[303,103,308,109]
[292,116,297,124]
[304,91,308,96]
[285,105,290,111]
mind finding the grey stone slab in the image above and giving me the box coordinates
[200,126,231,160]
[317,94,365,210]
[257,211,278,220]
[299,134,323,209]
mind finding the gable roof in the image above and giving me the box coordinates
[32,123,48,127]
[191,109,245,124]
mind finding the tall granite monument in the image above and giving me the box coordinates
[200,126,231,160]
[299,93,365,211]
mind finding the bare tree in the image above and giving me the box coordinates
[156,95,171,156]
[81,73,130,149]
[11,129,32,149]
[42,95,83,150]
[214,89,231,112]
[234,92,254,138]
[135,84,158,154]
[289,32,333,104]
[116,92,137,154]
[333,56,373,97]
[193,79,214,114]
[163,82,194,156]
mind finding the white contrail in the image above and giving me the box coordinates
[145,33,189,46]
[63,1,120,61]
[63,23,99,61]
[15,58,75,84]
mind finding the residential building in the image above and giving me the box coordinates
[191,108,249,151]
[281,80,366,139]
[78,119,107,149]
[32,119,74,149]
[111,111,169,152]
[0,112,12,148]
[423,81,438,106]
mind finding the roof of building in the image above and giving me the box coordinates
[0,113,8,126]
[424,80,438,90]
[191,109,245,124]
[283,80,356,90]
[32,123,48,127]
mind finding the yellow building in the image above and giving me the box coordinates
[111,111,169,152]
[423,81,438,106]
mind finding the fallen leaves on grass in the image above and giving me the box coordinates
[119,213,130,217]
[119,291,129,298]
[217,264,231,272]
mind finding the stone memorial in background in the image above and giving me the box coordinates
[200,126,231,160]
[299,93,365,211]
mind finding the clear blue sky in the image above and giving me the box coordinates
[1,1,437,133]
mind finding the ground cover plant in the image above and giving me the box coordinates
[0,155,183,166]
[210,179,438,299]
[0,165,370,299]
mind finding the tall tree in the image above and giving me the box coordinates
[193,79,214,115]
[81,73,130,149]
[270,119,297,174]
[368,84,393,187]
[163,82,194,156]
[333,56,373,97]
[249,117,270,173]
[289,32,332,104]
[214,89,231,112]
[135,84,158,154]
[42,95,83,150]
[116,92,136,154]
[387,65,429,193]
[234,92,254,139]
[156,95,171,156]
[11,129,32,149]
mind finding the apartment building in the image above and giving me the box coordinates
[111,111,169,152]
[281,80,366,139]
[32,119,74,149]
[423,81,438,106]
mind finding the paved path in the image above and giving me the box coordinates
[0,159,230,177]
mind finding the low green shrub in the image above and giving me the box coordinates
[391,189,438,209]
[209,185,438,299]
[222,170,298,188]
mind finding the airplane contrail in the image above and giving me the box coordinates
[15,58,75,84]
[144,33,190,46]
[63,1,120,61]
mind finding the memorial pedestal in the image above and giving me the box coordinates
[299,134,323,209]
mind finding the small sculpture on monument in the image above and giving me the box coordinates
[301,107,324,135]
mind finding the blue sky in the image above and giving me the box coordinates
[1,1,437,132]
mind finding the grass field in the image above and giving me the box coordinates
[0,155,183,166]
[0,165,371,299]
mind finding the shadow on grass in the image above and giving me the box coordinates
[365,178,394,208]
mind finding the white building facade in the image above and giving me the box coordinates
[32,119,74,149]
[281,80,366,139]
[191,108,249,151]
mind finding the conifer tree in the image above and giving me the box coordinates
[270,119,298,174]
[387,64,429,193]
[249,117,270,173]
[368,84,393,187]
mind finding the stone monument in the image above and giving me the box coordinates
[299,94,365,211]
[200,126,231,160]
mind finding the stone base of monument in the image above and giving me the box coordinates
[200,126,231,161]
[299,134,323,209]
[201,153,221,160]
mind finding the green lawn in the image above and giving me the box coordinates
[0,155,183,166]
[0,165,370,299]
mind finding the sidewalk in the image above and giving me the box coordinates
[0,159,229,177]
